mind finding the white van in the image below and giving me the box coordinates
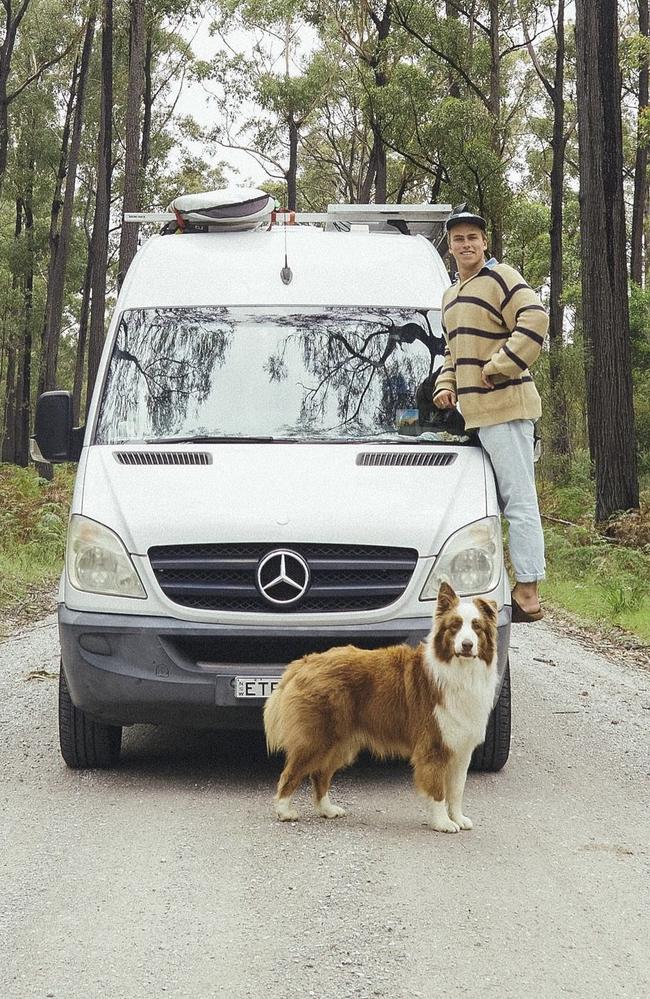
[32,198,512,772]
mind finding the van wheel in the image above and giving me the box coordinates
[470,660,511,772]
[58,664,122,769]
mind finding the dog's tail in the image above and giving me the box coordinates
[263,683,286,755]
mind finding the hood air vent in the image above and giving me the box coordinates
[356,451,457,468]
[114,451,212,466]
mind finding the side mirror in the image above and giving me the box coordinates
[31,391,84,463]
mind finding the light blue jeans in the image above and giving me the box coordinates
[477,419,546,583]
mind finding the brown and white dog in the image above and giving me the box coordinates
[264,582,498,832]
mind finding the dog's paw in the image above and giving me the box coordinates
[317,799,346,819]
[428,817,461,834]
[275,799,299,822]
[449,813,473,830]
[427,800,460,833]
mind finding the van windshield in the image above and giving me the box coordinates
[95,306,453,444]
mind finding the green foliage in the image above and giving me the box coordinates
[0,0,647,529]
[0,464,73,612]
[504,195,550,287]
[540,475,650,642]
[601,575,648,618]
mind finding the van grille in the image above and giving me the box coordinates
[356,451,456,467]
[165,632,422,669]
[148,542,418,613]
[114,451,212,466]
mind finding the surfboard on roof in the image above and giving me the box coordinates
[166,187,277,231]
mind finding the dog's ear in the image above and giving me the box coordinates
[474,597,497,623]
[436,581,458,614]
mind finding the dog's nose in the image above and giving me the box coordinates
[461,639,474,655]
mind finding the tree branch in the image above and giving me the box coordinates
[8,34,79,102]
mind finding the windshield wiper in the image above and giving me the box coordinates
[143,433,448,446]
[145,435,279,444]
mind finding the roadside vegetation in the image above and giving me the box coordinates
[537,456,650,644]
[0,465,72,629]
[1,459,648,646]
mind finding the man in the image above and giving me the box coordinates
[433,211,548,622]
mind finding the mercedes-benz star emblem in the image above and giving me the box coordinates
[256,549,311,607]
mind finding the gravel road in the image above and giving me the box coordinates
[1,612,649,999]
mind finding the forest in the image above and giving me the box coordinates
[0,1,648,527]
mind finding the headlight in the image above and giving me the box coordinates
[420,516,502,599]
[66,515,146,598]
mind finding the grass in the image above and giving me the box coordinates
[0,456,649,647]
[537,456,650,644]
[0,463,73,619]
[540,528,650,642]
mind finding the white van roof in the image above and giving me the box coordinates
[116,227,450,311]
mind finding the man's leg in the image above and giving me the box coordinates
[477,419,545,615]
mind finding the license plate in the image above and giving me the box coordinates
[234,676,281,699]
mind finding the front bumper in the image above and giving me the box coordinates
[59,604,512,729]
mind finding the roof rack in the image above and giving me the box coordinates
[123,201,453,240]
[324,203,452,240]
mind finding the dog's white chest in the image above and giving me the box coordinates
[434,668,497,752]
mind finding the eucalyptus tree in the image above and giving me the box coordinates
[41,10,95,396]
[298,65,374,205]
[86,0,113,411]
[0,0,78,191]
[623,0,650,286]
[575,0,639,520]
[0,1,83,462]
[84,1,208,408]
[394,0,536,258]
[114,0,207,262]
[519,0,571,462]
[117,0,146,283]
[205,0,331,209]
[305,1,400,204]
[376,50,507,211]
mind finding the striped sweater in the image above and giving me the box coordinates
[433,259,549,430]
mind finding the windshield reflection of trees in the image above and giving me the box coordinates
[97,308,234,439]
[258,309,444,434]
[97,307,444,441]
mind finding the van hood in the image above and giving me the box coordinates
[79,443,488,558]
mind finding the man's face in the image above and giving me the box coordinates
[448,223,488,274]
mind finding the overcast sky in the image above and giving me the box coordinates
[175,13,286,190]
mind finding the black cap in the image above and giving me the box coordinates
[445,211,487,234]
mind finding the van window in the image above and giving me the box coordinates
[95,306,445,444]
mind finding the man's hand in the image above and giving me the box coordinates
[480,367,495,390]
[433,390,457,410]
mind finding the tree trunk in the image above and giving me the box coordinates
[361,127,387,204]
[87,0,114,416]
[118,0,146,286]
[141,31,153,170]
[73,248,93,424]
[575,0,639,520]
[1,199,22,463]
[488,0,502,260]
[631,0,649,285]
[2,338,16,462]
[373,123,387,203]
[39,55,78,394]
[286,114,298,210]
[645,170,650,287]
[16,142,35,467]
[40,15,95,394]
[548,0,570,460]
[360,147,377,203]
[0,2,31,190]
[445,2,461,98]
[357,2,391,204]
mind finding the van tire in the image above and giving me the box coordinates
[470,660,511,772]
[58,665,122,769]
